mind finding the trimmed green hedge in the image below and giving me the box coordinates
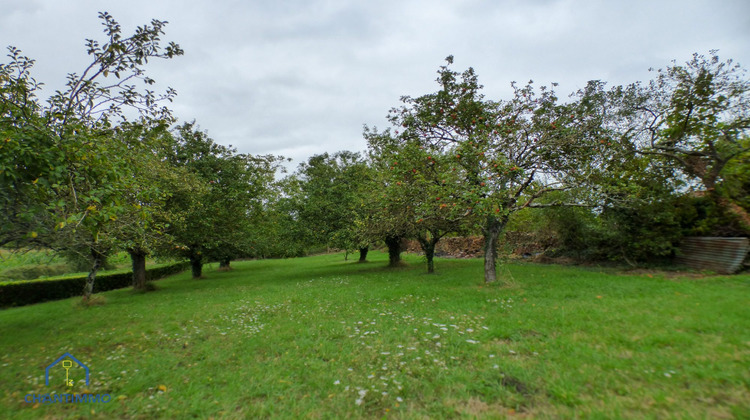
[0,262,189,308]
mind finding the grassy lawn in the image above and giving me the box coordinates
[0,252,748,419]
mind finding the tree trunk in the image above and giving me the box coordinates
[130,249,148,291]
[482,215,506,283]
[384,235,402,267]
[358,246,369,263]
[219,257,231,270]
[417,235,438,274]
[424,241,437,274]
[190,254,203,278]
[83,250,105,301]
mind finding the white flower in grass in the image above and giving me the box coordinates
[466,339,479,344]
[334,380,340,385]
[396,397,403,402]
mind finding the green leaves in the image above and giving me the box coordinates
[285,151,373,253]
[160,122,285,265]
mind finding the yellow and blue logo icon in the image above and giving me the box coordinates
[25,353,110,404]
[45,352,90,387]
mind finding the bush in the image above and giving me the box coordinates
[0,262,188,308]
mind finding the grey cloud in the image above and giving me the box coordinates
[1,0,748,170]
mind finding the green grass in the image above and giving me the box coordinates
[0,252,748,419]
[0,249,67,269]
[0,250,174,282]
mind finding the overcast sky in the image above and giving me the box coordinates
[2,0,749,171]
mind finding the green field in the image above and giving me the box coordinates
[0,250,171,282]
[1,252,748,419]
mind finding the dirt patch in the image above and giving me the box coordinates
[450,397,526,418]
[502,374,532,396]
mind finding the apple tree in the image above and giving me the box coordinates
[377,57,611,282]
[365,127,471,273]
[291,151,373,261]
[161,122,284,277]
[0,12,183,300]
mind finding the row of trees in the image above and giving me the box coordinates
[2,13,748,295]
[283,54,748,281]
[1,14,285,299]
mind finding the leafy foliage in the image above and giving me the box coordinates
[292,151,372,255]
[0,12,183,298]
[161,122,285,276]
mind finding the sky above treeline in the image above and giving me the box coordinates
[2,0,749,170]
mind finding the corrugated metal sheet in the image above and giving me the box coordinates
[676,237,749,274]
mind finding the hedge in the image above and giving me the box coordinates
[0,262,189,308]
